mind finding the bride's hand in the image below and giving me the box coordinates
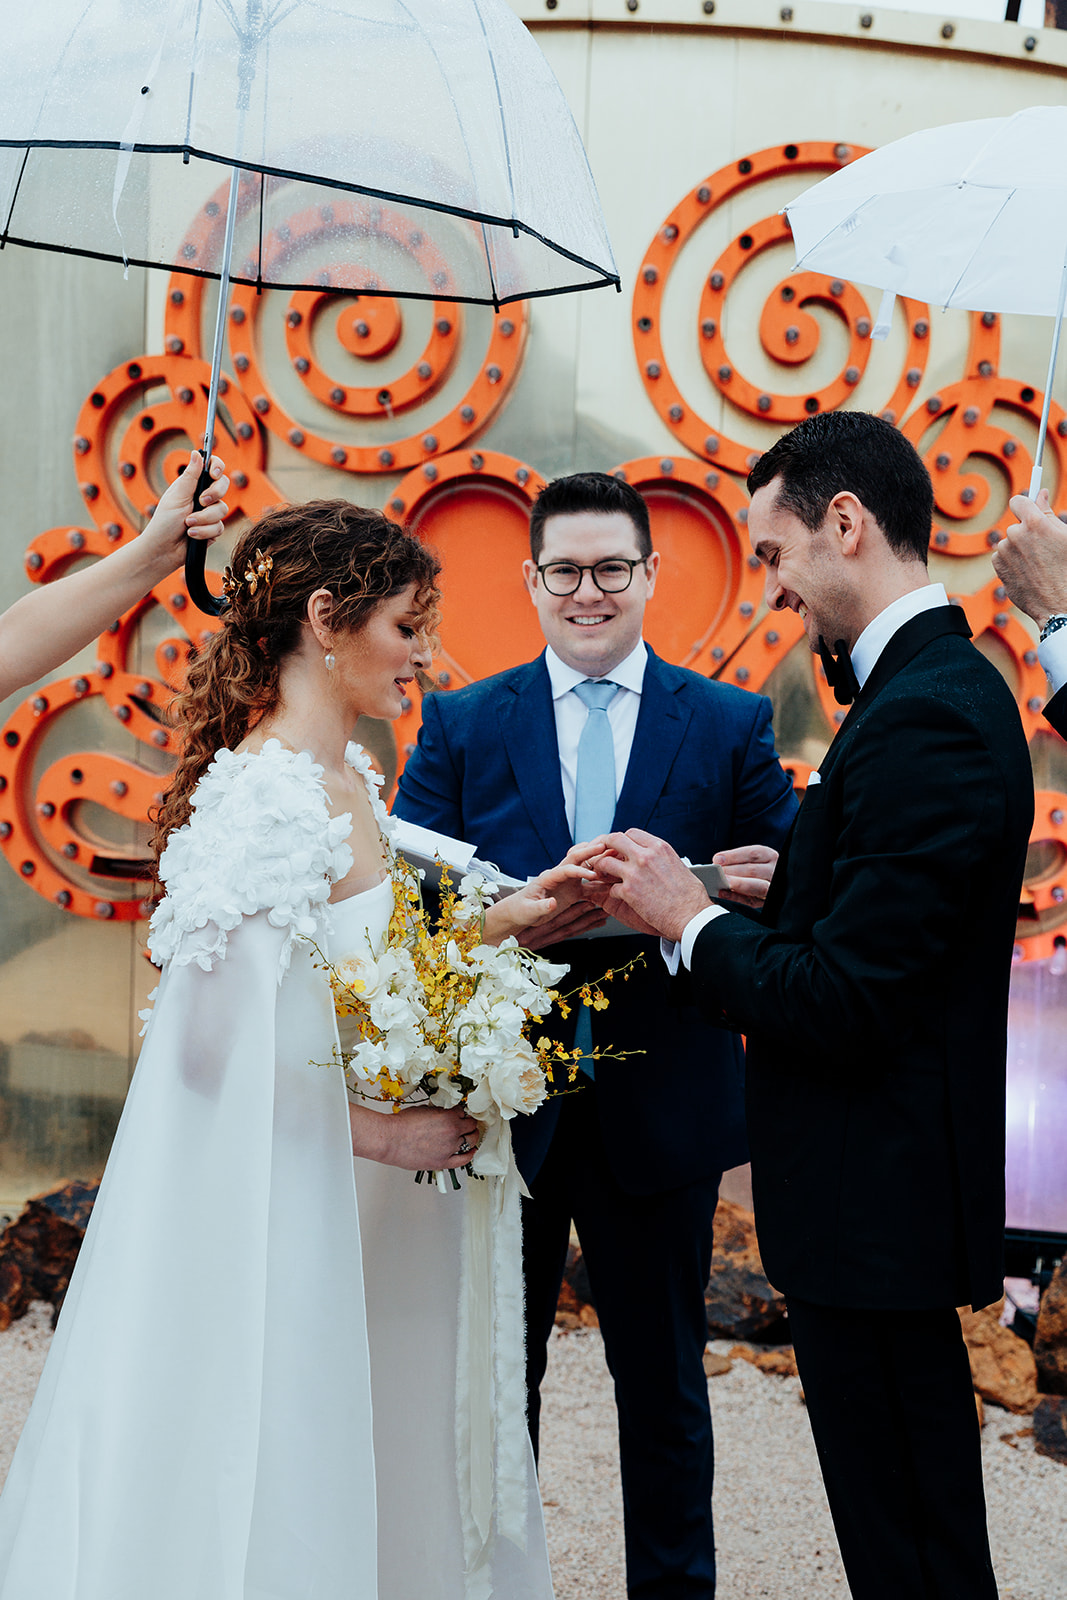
[349,1102,479,1170]
[481,842,607,949]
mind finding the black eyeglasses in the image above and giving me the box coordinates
[536,557,648,597]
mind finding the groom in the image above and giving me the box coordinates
[394,471,796,1598]
[593,413,1034,1600]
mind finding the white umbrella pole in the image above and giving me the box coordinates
[1029,246,1067,500]
[182,160,242,615]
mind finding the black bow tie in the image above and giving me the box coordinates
[818,636,860,707]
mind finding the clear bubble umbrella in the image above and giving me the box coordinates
[0,0,619,611]
[785,105,1067,501]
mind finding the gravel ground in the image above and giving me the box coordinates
[0,1308,1064,1597]
[538,1328,1067,1600]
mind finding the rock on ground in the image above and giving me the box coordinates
[960,1301,1038,1415]
[1035,1259,1067,1397]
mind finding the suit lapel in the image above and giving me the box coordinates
[498,655,573,865]
[819,603,972,782]
[613,649,692,832]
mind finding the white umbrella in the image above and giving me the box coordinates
[0,0,618,611]
[785,105,1067,498]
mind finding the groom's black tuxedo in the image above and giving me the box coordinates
[1045,685,1067,739]
[685,605,1034,1597]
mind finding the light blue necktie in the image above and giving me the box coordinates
[571,679,619,1075]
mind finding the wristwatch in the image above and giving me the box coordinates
[1039,614,1067,644]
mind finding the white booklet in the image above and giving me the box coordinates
[391,817,728,940]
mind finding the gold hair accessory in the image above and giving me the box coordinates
[222,548,274,604]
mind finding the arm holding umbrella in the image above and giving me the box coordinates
[0,450,228,701]
[993,488,1067,731]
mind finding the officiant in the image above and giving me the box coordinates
[393,471,796,1600]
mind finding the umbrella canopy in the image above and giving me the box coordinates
[0,0,617,307]
[1,0,619,612]
[785,105,1067,317]
[785,105,1067,496]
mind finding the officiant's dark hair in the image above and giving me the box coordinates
[529,472,652,562]
[747,412,932,564]
[152,501,440,860]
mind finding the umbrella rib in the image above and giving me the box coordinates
[942,186,1015,309]
[788,193,878,269]
[0,150,29,247]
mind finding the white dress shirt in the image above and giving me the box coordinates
[545,638,648,838]
[1039,625,1067,696]
[663,584,951,973]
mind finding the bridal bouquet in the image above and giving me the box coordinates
[320,852,636,1188]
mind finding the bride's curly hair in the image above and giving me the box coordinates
[151,500,441,861]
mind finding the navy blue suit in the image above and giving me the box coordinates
[394,646,796,1599]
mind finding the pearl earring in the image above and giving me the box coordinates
[324,650,336,672]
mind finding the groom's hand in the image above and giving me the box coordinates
[590,829,711,943]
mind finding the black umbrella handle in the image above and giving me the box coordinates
[184,463,227,617]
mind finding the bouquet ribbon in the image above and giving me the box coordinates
[456,1126,531,1597]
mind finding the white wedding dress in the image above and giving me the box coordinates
[0,741,553,1600]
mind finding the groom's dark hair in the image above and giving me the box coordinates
[747,411,932,565]
[529,472,652,562]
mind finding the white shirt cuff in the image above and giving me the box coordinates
[660,904,729,974]
[1039,625,1067,696]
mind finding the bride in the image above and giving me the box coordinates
[0,497,591,1599]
